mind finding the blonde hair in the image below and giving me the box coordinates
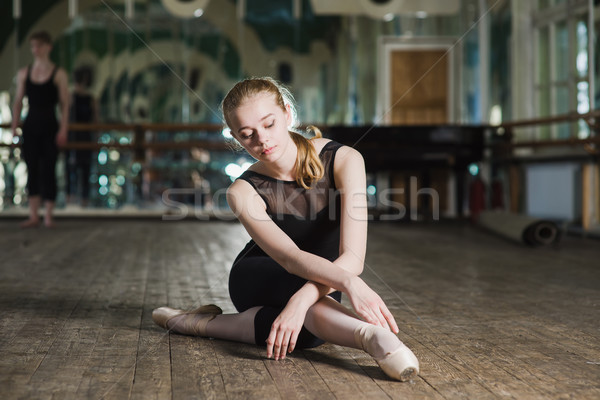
[221,77,324,189]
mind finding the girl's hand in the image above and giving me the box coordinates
[56,130,67,147]
[345,276,399,333]
[266,300,308,360]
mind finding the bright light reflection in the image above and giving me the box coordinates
[225,161,252,180]
[577,81,589,114]
[225,163,242,179]
[98,151,108,165]
[222,128,232,139]
[468,164,479,176]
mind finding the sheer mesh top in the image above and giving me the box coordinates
[236,140,343,261]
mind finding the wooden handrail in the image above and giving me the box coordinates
[490,110,599,152]
[0,122,225,131]
[0,122,231,150]
[498,110,600,129]
[495,136,600,149]
[0,141,231,150]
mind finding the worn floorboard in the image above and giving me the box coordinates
[0,219,598,399]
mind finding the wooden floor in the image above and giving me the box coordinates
[0,219,599,399]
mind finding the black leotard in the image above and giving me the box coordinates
[229,140,343,348]
[22,65,59,201]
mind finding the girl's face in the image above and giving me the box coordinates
[30,39,51,59]
[228,92,293,162]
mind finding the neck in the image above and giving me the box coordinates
[33,57,52,67]
[261,138,298,181]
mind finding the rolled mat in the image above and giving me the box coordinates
[477,210,561,246]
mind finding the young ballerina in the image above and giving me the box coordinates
[11,31,69,228]
[153,77,419,381]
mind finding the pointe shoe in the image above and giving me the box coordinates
[152,304,222,336]
[355,324,420,381]
[375,342,419,381]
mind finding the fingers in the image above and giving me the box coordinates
[349,278,399,331]
[358,308,382,327]
[355,299,399,333]
[380,305,399,333]
[272,331,286,360]
[267,324,297,360]
[266,329,276,359]
[288,330,299,354]
[278,331,291,360]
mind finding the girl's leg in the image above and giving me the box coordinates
[21,195,41,227]
[44,200,55,227]
[303,296,419,381]
[163,306,260,345]
[303,296,396,355]
[204,307,260,344]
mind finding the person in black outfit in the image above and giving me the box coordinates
[11,31,69,228]
[66,66,97,206]
[152,78,420,381]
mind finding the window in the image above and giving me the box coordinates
[534,0,591,139]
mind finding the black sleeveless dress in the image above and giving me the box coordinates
[22,65,59,201]
[229,140,344,348]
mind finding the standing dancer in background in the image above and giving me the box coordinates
[11,31,69,228]
[153,77,419,381]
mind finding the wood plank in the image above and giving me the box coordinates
[212,340,279,399]
[170,335,228,400]
[303,343,395,399]
[264,351,336,400]
[130,231,173,400]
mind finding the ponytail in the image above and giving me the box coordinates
[290,125,324,189]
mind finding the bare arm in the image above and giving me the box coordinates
[54,68,69,146]
[333,146,368,275]
[11,68,27,135]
